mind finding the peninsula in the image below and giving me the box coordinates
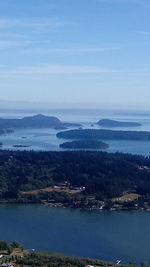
[0,240,133,267]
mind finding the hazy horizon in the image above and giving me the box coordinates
[1,99,150,112]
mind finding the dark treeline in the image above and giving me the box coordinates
[0,150,150,201]
[57,129,150,140]
[16,253,133,267]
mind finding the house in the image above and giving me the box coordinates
[26,248,35,253]
[71,186,86,191]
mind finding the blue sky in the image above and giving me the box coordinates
[0,0,150,109]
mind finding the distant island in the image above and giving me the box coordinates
[57,129,150,141]
[60,140,109,149]
[12,145,30,148]
[0,128,14,135]
[0,114,82,130]
[97,119,141,127]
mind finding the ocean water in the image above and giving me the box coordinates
[0,205,150,264]
[0,109,150,155]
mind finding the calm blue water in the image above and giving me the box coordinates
[1,128,150,156]
[0,109,150,155]
[0,205,150,264]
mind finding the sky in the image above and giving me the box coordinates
[0,0,150,110]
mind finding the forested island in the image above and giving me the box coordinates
[0,129,14,135]
[60,140,109,149]
[0,114,81,130]
[57,129,150,141]
[0,150,150,210]
[97,119,141,127]
[12,145,30,148]
[0,240,138,267]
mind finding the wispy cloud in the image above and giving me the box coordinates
[0,40,33,48]
[0,22,120,53]
[137,31,150,36]
[0,64,148,77]
[0,39,53,49]
[0,64,120,75]
[0,18,63,30]
[0,17,119,55]
[0,32,28,39]
[96,0,150,8]
[0,17,64,50]
[96,0,147,3]
[21,46,120,55]
[0,36,120,52]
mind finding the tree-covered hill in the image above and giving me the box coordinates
[0,150,150,203]
[0,114,81,130]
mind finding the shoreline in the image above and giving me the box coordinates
[0,199,150,212]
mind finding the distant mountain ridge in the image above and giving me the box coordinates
[0,114,81,129]
[97,119,141,127]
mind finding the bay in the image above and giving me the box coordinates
[0,205,150,264]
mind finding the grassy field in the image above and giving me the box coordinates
[112,193,140,202]
[21,186,82,195]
